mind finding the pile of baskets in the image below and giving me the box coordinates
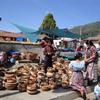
[3,71,17,90]
[19,52,38,61]
[1,59,72,95]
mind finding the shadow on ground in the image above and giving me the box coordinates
[52,87,72,93]
[0,91,23,98]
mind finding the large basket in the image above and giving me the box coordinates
[26,52,38,61]
[27,90,38,95]
[4,82,17,90]
[18,82,27,92]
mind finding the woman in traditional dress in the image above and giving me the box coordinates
[69,52,89,100]
[84,40,98,85]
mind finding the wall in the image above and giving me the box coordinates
[0,41,42,56]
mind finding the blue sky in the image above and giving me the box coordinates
[0,0,100,32]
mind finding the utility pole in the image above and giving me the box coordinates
[79,26,82,41]
[79,26,83,46]
[0,17,2,21]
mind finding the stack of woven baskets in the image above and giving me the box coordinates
[1,58,72,94]
[27,69,38,94]
[19,52,38,61]
[3,71,17,90]
[16,65,31,92]
[17,74,29,92]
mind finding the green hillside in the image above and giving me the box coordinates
[70,21,100,39]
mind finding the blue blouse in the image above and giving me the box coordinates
[69,60,85,71]
[94,85,100,95]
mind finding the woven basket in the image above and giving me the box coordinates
[27,90,38,95]
[18,82,27,92]
[26,52,37,61]
[28,79,36,84]
[27,84,37,91]
[46,72,54,78]
[41,86,50,91]
[61,81,69,89]
[4,82,17,90]
[6,78,16,83]
[5,72,15,78]
[40,82,50,91]
[49,83,57,90]
[18,86,26,92]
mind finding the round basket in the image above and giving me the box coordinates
[41,86,50,91]
[61,81,69,89]
[37,75,45,80]
[4,82,17,90]
[49,83,57,90]
[28,79,36,84]
[6,78,16,83]
[5,72,15,78]
[30,71,37,77]
[40,82,50,91]
[27,90,38,95]
[26,52,37,61]
[27,84,37,91]
[21,75,30,80]
[18,83,27,92]
[46,72,54,78]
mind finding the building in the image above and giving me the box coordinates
[0,30,27,42]
[84,35,100,48]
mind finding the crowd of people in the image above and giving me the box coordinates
[40,39,99,100]
[0,38,99,99]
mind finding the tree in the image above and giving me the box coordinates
[39,13,57,30]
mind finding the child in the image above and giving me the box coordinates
[94,80,100,100]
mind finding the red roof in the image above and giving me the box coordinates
[0,31,26,38]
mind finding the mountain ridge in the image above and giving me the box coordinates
[69,21,100,39]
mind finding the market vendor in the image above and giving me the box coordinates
[69,52,89,100]
[43,40,55,73]
[84,40,98,85]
